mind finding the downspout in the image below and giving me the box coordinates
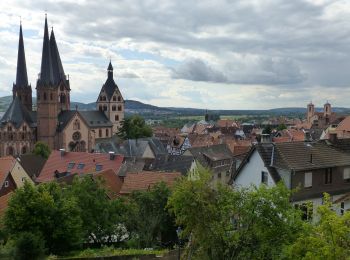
[270,144,275,167]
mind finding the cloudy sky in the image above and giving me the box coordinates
[0,0,350,109]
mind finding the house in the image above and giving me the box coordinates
[93,169,124,199]
[37,150,124,183]
[320,116,350,140]
[184,144,235,185]
[273,129,306,143]
[167,135,191,155]
[0,156,33,196]
[216,119,239,134]
[119,171,181,195]
[232,141,350,217]
[145,155,196,175]
[18,154,47,180]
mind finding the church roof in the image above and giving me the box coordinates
[102,62,119,100]
[15,23,28,88]
[38,16,54,85]
[0,95,35,128]
[50,29,68,87]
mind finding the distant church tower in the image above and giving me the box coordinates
[324,102,332,117]
[12,22,32,111]
[36,15,70,149]
[96,61,124,134]
[307,102,314,123]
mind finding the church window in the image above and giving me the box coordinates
[103,105,107,111]
[118,96,121,101]
[99,105,103,111]
[72,131,81,141]
[21,146,27,154]
[100,96,103,101]
[60,94,66,104]
[113,96,117,101]
[23,126,27,131]
[9,134,14,141]
[50,93,53,100]
[60,85,64,91]
[73,120,80,130]
[7,126,12,132]
[103,96,107,101]
[99,129,102,138]
[22,133,25,140]
[112,105,116,111]
[43,92,47,100]
[118,105,122,111]
[115,115,119,121]
[106,129,109,137]
[7,146,14,156]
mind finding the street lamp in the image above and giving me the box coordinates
[176,227,182,260]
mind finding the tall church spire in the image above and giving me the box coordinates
[16,22,28,87]
[39,15,54,85]
[50,28,66,85]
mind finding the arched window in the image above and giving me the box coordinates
[115,115,119,121]
[50,93,53,100]
[43,92,47,100]
[106,129,109,137]
[68,142,75,151]
[113,96,117,101]
[73,119,80,130]
[100,96,103,101]
[112,105,116,111]
[103,105,107,111]
[6,146,14,156]
[22,133,25,140]
[118,105,122,111]
[21,146,27,154]
[60,93,66,104]
[98,129,102,138]
[80,141,86,152]
[118,96,121,101]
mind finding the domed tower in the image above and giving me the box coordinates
[96,61,124,134]
[307,102,314,123]
[12,22,32,111]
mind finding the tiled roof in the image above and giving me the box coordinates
[94,169,123,199]
[118,157,147,177]
[0,192,13,216]
[37,151,124,183]
[145,155,194,175]
[119,171,181,195]
[79,111,113,128]
[19,154,47,179]
[216,119,238,128]
[0,156,15,187]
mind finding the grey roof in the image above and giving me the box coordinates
[38,16,54,85]
[57,110,77,132]
[19,154,47,179]
[108,61,113,71]
[15,24,28,88]
[0,95,35,128]
[50,29,68,87]
[102,62,119,100]
[118,157,146,177]
[146,155,194,175]
[79,111,113,128]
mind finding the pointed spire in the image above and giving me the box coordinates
[16,22,28,87]
[107,61,113,79]
[50,27,65,85]
[39,15,54,85]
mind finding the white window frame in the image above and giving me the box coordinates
[343,168,350,182]
[4,181,9,188]
[304,172,312,188]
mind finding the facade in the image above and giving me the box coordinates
[306,102,337,129]
[0,17,124,156]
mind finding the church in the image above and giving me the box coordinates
[0,16,125,157]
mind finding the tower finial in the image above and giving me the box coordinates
[20,16,21,25]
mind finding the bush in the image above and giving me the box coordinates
[13,232,45,260]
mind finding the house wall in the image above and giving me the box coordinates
[0,174,16,196]
[291,166,350,201]
[61,114,90,152]
[278,168,292,189]
[142,145,155,159]
[234,150,275,188]
[11,161,34,187]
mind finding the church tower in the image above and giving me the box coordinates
[12,22,32,111]
[307,102,314,123]
[96,61,124,134]
[324,101,331,117]
[36,15,69,149]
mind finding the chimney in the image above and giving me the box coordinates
[261,134,271,143]
[59,148,65,157]
[304,131,311,142]
[329,133,337,143]
[109,151,115,160]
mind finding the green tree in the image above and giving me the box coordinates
[285,193,350,260]
[126,182,177,248]
[32,141,51,159]
[69,176,127,245]
[117,115,153,140]
[13,232,45,260]
[262,125,272,135]
[4,181,83,254]
[277,123,287,131]
[168,168,303,259]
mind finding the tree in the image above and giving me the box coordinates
[168,167,304,259]
[13,232,45,260]
[277,123,287,131]
[284,193,350,260]
[68,176,127,245]
[117,115,153,140]
[262,125,272,135]
[126,182,177,248]
[4,181,83,254]
[32,141,51,159]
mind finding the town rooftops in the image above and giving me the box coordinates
[19,154,47,179]
[37,151,124,183]
[0,157,16,187]
[119,171,181,195]
[145,155,195,175]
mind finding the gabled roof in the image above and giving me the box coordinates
[0,95,35,128]
[0,156,16,188]
[94,169,123,199]
[101,62,120,100]
[117,157,147,177]
[19,154,47,179]
[37,151,124,183]
[119,171,181,195]
[15,23,28,88]
[145,155,194,175]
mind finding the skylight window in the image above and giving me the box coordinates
[67,162,75,170]
[77,163,85,170]
[95,164,103,171]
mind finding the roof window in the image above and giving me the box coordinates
[67,162,75,170]
[95,164,103,171]
[77,163,85,170]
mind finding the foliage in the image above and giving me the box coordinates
[277,123,287,131]
[13,232,45,260]
[168,168,304,259]
[284,193,350,260]
[262,125,272,135]
[4,181,83,255]
[32,141,51,159]
[125,182,177,248]
[68,176,128,245]
[117,115,153,140]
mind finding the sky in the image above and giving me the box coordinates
[1,0,350,109]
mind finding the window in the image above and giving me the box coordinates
[304,172,312,188]
[99,105,103,111]
[341,202,345,215]
[95,164,103,171]
[115,115,119,121]
[23,126,27,131]
[7,126,12,132]
[22,177,26,182]
[77,163,85,170]
[295,203,313,221]
[261,171,268,185]
[325,168,332,184]
[50,93,53,100]
[113,96,117,101]
[43,92,47,100]
[103,105,107,111]
[99,129,102,138]
[112,105,116,111]
[344,168,350,182]
[73,120,80,130]
[118,105,122,111]
[72,131,81,141]
[218,172,222,179]
[118,96,121,101]
[106,129,109,137]
[4,181,9,188]
[67,162,75,170]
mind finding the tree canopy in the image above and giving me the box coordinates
[32,141,51,159]
[117,115,153,140]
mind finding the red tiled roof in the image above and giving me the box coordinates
[119,171,181,195]
[93,169,124,199]
[37,151,124,183]
[0,156,15,187]
[0,192,13,216]
[217,119,238,128]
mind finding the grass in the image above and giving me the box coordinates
[48,247,168,259]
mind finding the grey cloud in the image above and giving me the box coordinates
[118,72,140,78]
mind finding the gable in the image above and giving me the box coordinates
[11,161,34,187]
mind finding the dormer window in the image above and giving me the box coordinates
[118,96,121,101]
[95,164,103,171]
[113,96,117,101]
